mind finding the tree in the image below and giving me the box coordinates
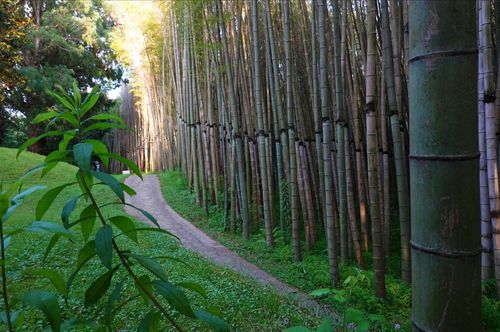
[0,0,30,146]
[409,1,482,330]
[7,0,122,153]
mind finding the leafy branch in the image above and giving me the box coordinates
[1,81,229,331]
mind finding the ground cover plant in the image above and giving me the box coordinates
[159,170,500,332]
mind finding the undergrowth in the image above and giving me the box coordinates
[159,170,500,332]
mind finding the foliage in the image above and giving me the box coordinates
[0,0,31,146]
[160,170,500,331]
[1,83,228,331]
[0,147,322,331]
[1,0,122,152]
[159,171,410,330]
[0,0,30,104]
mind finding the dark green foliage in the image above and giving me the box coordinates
[1,0,122,151]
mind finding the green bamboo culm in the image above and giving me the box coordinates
[409,1,481,331]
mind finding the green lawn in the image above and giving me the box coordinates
[0,147,323,331]
[159,170,500,332]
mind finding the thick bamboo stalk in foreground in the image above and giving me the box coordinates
[410,1,481,330]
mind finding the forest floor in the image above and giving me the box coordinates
[124,175,333,319]
[156,170,500,332]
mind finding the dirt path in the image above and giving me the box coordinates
[124,175,331,317]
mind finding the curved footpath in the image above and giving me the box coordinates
[124,175,333,318]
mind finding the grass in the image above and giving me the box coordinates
[159,170,500,332]
[0,147,323,331]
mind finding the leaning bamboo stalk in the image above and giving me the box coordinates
[481,0,500,296]
[478,1,494,281]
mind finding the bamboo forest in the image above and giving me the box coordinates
[1,0,500,331]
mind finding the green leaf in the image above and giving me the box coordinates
[342,276,354,287]
[109,153,143,179]
[113,227,178,242]
[17,131,62,157]
[43,234,61,263]
[0,310,24,327]
[103,280,125,325]
[126,253,169,281]
[41,161,59,178]
[3,236,11,250]
[76,170,93,195]
[136,274,153,304]
[176,282,207,298]
[33,111,57,124]
[95,224,113,269]
[22,291,61,332]
[79,204,96,242]
[72,80,81,105]
[24,269,67,297]
[152,280,195,317]
[124,203,160,228]
[47,89,76,111]
[3,204,19,221]
[109,216,138,243]
[120,182,136,196]
[58,112,79,127]
[20,162,45,180]
[85,113,125,126]
[11,185,46,205]
[45,150,69,164]
[80,89,101,117]
[26,221,74,239]
[92,171,124,202]
[77,240,96,266]
[137,310,161,332]
[73,143,93,175]
[58,131,76,151]
[67,241,96,290]
[0,193,9,219]
[61,196,78,228]
[310,288,331,299]
[84,267,117,307]
[84,139,109,167]
[83,122,125,134]
[36,183,73,220]
[194,310,230,332]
